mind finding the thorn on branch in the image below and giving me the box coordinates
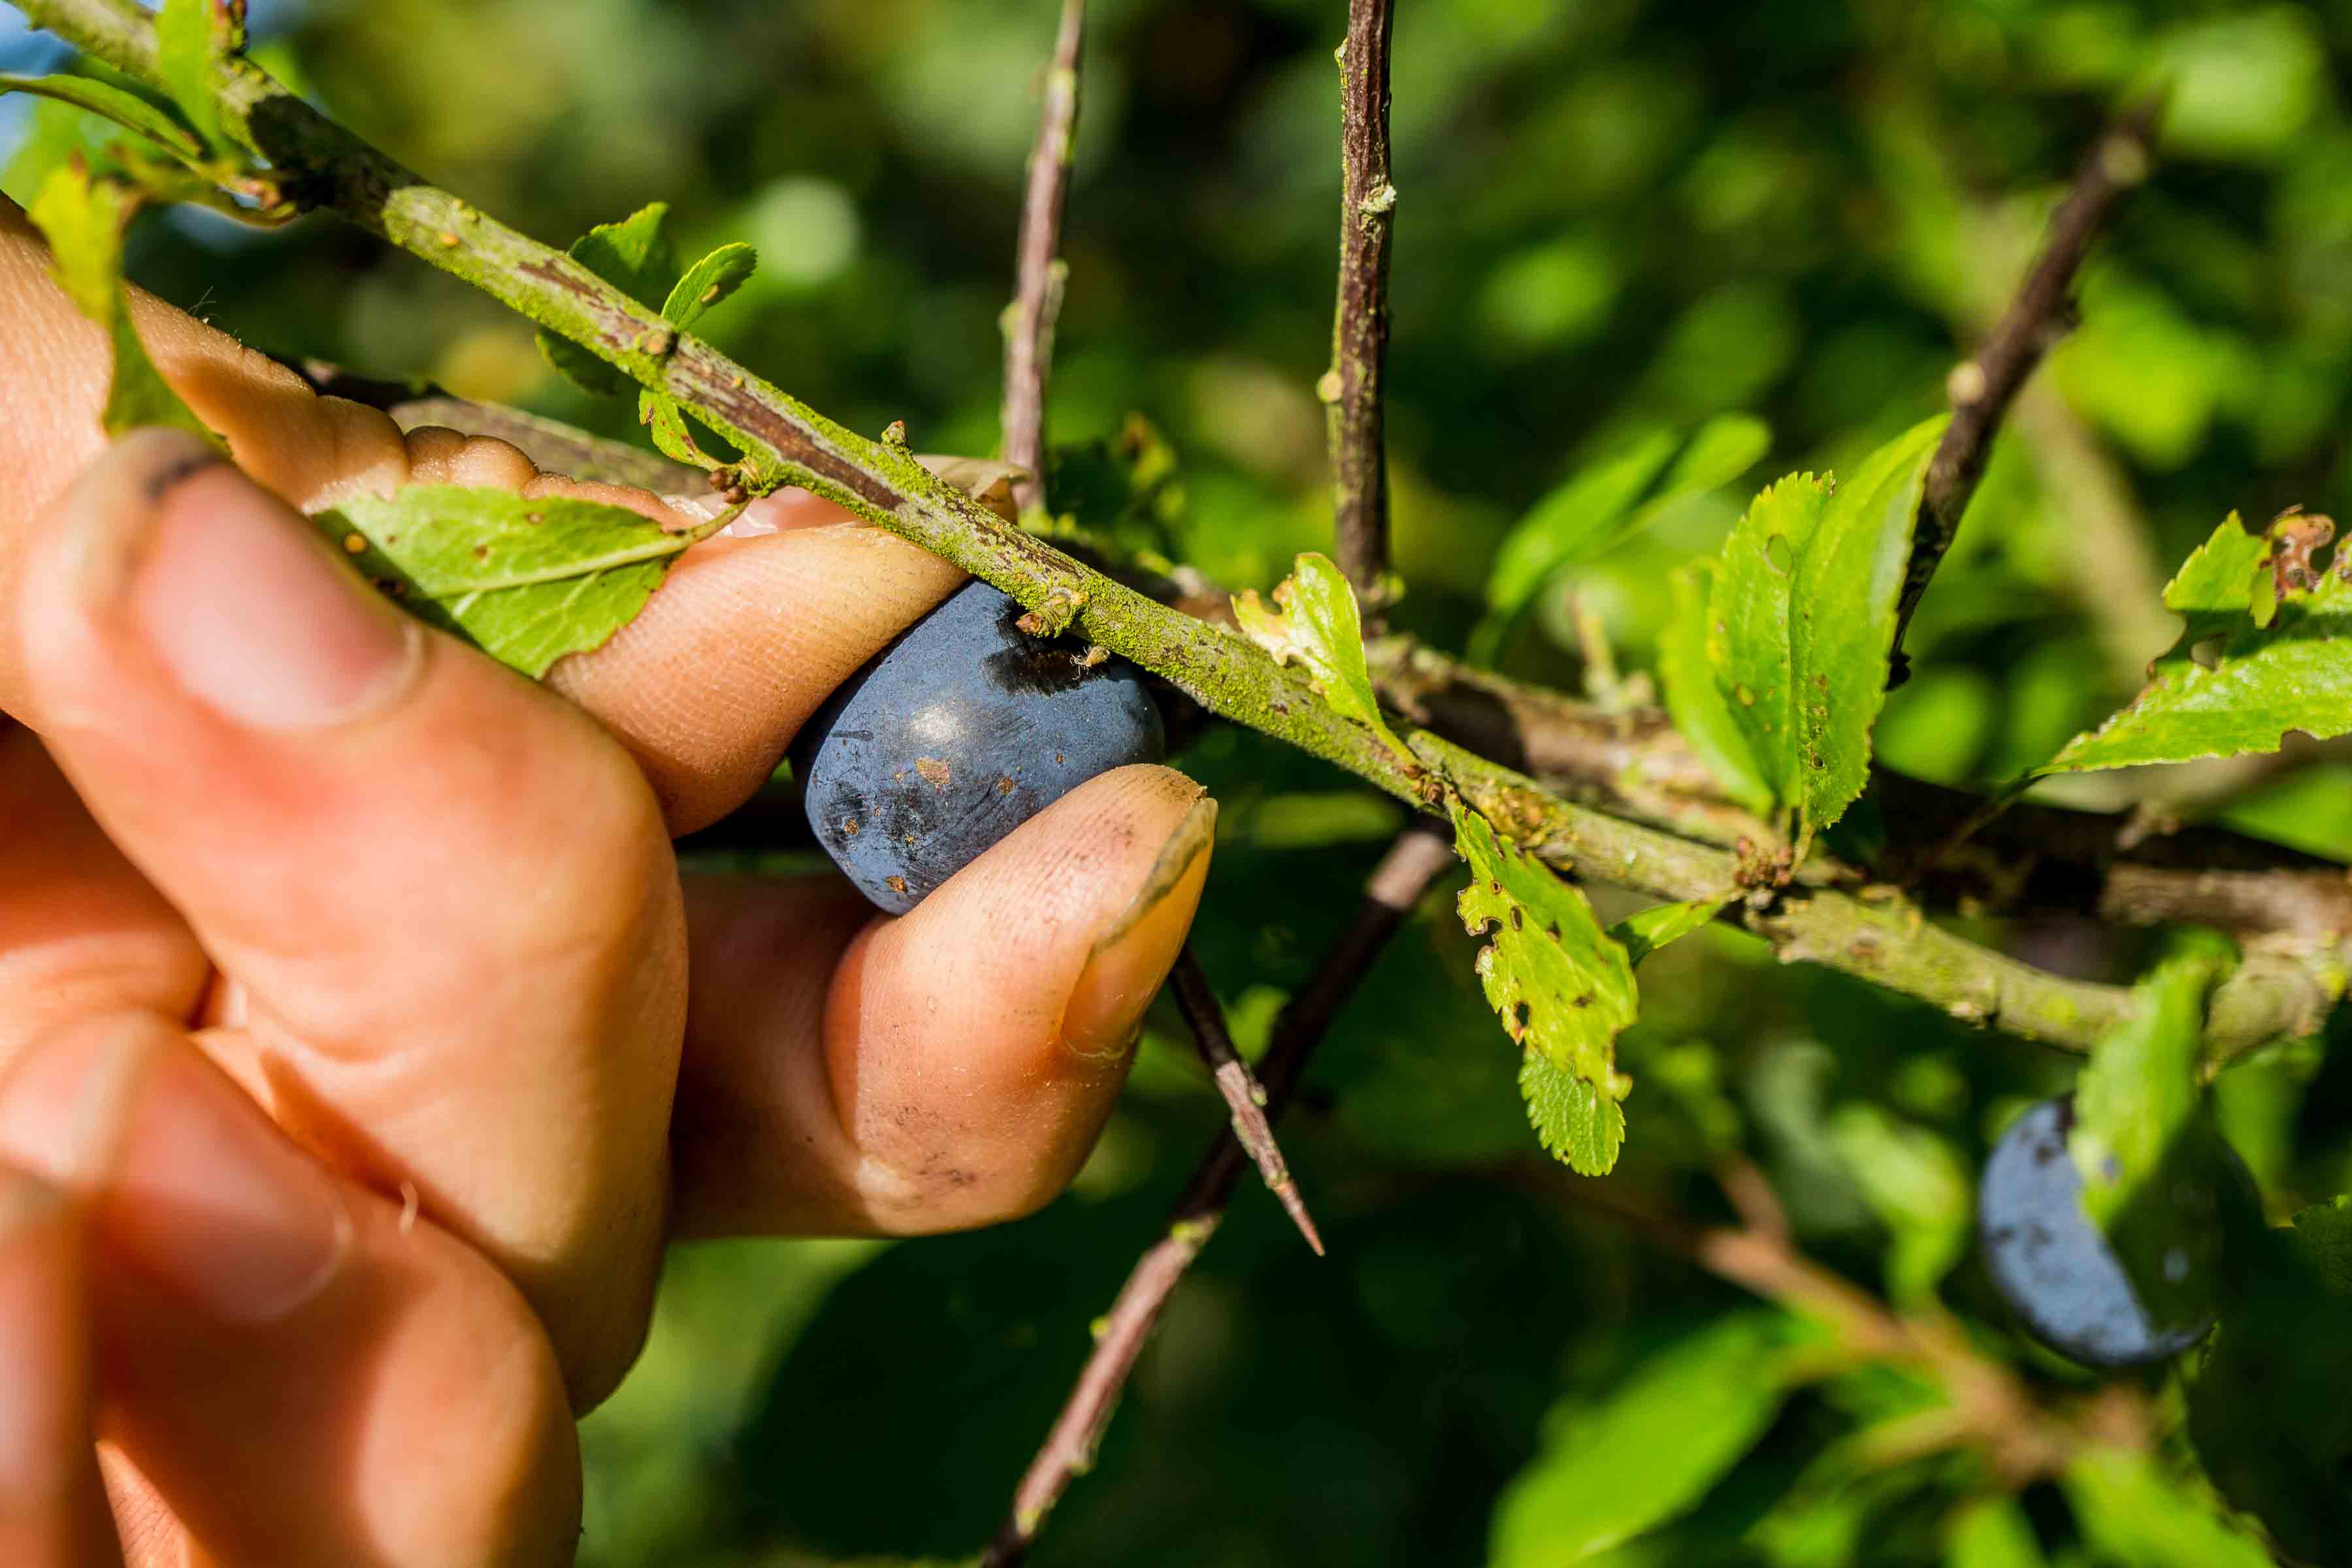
[982,824,1453,1566]
[1169,945,1324,1256]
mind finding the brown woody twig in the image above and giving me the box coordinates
[1562,1159,2149,1488]
[1324,0,1397,611]
[1001,0,1086,517]
[1169,944,1324,1255]
[983,823,1456,1565]
[1892,99,2162,676]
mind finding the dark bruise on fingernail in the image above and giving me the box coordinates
[142,449,227,506]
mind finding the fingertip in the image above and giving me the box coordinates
[815,765,1213,1228]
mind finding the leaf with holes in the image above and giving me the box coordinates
[2042,513,2352,773]
[312,485,711,678]
[1233,552,1404,753]
[1453,804,1635,1175]
[27,160,218,443]
[536,203,679,397]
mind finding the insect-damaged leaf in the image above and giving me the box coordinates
[2042,512,2352,773]
[1452,805,1635,1175]
[312,485,704,678]
[27,159,218,444]
[1233,551,1405,754]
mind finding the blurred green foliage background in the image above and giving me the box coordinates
[7,0,2351,1562]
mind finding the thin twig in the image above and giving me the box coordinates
[1556,1172,2146,1486]
[984,823,1456,1566]
[1892,99,2162,675]
[1168,944,1324,1255]
[1324,0,1397,612]
[1001,0,1086,518]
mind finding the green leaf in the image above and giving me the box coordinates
[1475,417,1769,663]
[1233,553,1405,753]
[536,203,679,396]
[1610,896,1732,968]
[640,395,711,466]
[312,485,705,678]
[660,242,758,330]
[26,161,218,444]
[1705,472,1831,823]
[1484,427,1678,618]
[1490,1311,1795,1565]
[1788,417,1943,834]
[154,0,240,153]
[2068,945,2228,1335]
[0,73,204,161]
[1943,1496,2046,1568]
[633,243,760,446]
[2285,1194,2352,1294]
[1825,1103,1971,1305]
[2042,514,2352,773]
[2062,1448,2272,1568]
[1452,804,1636,1175]
[1658,562,1775,816]
[1705,417,1944,838]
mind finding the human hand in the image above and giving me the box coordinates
[0,194,1213,1565]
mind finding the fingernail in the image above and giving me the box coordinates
[118,444,417,730]
[1063,791,1216,1059]
[0,1021,348,1325]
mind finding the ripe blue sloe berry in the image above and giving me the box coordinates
[794,581,1167,913]
[1977,1095,2215,1368]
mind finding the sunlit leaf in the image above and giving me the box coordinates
[1453,804,1635,1175]
[1610,894,1733,967]
[2063,1447,2272,1568]
[1490,1311,1796,1564]
[1944,1495,2046,1568]
[0,73,204,161]
[1705,472,1831,824]
[537,203,678,396]
[1233,551,1404,753]
[154,0,241,153]
[27,159,217,443]
[660,242,758,329]
[1476,416,1769,662]
[2069,945,2228,1335]
[1827,1103,1971,1304]
[1706,417,1943,838]
[313,485,708,677]
[2042,512,2352,773]
[1658,561,1775,816]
